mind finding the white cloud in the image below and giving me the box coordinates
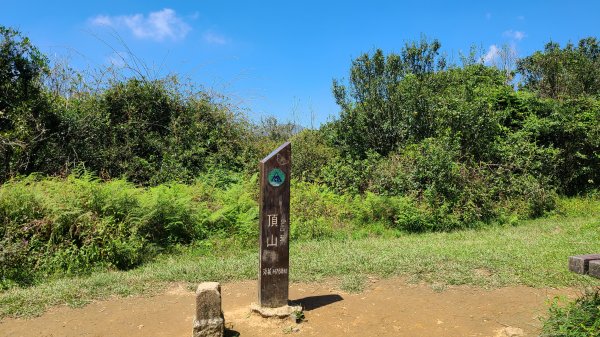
[91,15,112,26]
[107,51,128,67]
[503,30,526,41]
[482,45,500,64]
[481,44,519,68]
[203,31,228,45]
[90,8,191,42]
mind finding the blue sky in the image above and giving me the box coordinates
[2,1,599,127]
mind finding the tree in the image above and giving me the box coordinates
[0,26,58,180]
[517,37,600,98]
[332,37,445,158]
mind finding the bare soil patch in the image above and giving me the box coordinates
[0,278,577,336]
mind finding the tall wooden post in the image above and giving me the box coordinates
[258,142,291,308]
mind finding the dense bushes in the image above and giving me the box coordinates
[0,26,57,181]
[1,25,257,185]
[38,78,256,185]
[2,170,554,288]
[518,37,600,99]
[293,39,598,227]
[1,27,597,199]
[0,172,262,288]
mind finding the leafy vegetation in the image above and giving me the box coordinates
[541,289,600,337]
[518,37,600,99]
[0,172,259,288]
[0,171,539,288]
[1,26,600,334]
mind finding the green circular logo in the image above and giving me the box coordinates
[268,168,285,187]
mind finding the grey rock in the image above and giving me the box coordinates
[568,254,600,274]
[193,282,224,337]
[250,302,302,318]
[495,326,524,337]
[193,318,224,337]
[589,260,600,279]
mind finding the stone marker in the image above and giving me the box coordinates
[589,260,600,279]
[252,142,301,317]
[193,282,224,337]
[568,254,600,274]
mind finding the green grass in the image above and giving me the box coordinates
[541,289,600,336]
[1,212,599,318]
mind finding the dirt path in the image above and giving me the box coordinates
[0,278,577,337]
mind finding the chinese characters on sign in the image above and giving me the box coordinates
[265,214,289,248]
[266,214,279,247]
[267,235,277,247]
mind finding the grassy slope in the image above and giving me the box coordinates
[1,211,599,318]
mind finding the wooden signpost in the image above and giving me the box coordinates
[258,142,291,308]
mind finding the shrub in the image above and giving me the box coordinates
[366,137,499,229]
[290,181,350,240]
[0,173,243,287]
[541,289,600,337]
[320,151,381,195]
[202,174,259,243]
[290,129,338,183]
[136,183,208,245]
